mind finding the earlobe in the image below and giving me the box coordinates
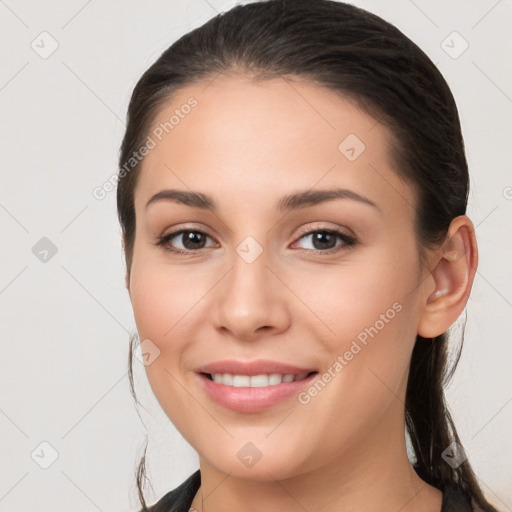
[417,216,478,338]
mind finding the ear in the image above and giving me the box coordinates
[417,215,478,338]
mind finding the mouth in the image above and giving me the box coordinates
[195,361,320,412]
[201,371,318,388]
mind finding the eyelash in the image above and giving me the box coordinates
[154,226,357,256]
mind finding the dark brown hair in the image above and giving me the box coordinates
[117,1,496,510]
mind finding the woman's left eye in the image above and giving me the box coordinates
[292,228,357,253]
[154,227,357,255]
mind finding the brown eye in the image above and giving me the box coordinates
[178,231,208,250]
[293,228,357,253]
[155,229,217,254]
[310,231,337,250]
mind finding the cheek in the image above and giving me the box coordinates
[289,245,421,404]
[128,256,208,431]
[128,247,218,404]
[343,259,419,399]
[129,243,209,346]
[291,247,419,344]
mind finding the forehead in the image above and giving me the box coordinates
[134,75,414,219]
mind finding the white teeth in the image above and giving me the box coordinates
[250,374,269,387]
[232,375,251,387]
[268,373,283,385]
[210,372,310,387]
[221,374,233,385]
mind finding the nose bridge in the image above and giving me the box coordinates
[226,237,272,312]
[212,234,289,337]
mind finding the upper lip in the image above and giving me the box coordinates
[196,359,317,376]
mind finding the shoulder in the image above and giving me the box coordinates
[144,469,201,512]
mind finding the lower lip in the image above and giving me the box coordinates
[196,373,318,413]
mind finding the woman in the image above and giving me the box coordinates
[117,0,498,510]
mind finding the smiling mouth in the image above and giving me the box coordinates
[201,371,318,388]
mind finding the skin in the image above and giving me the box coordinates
[126,75,478,512]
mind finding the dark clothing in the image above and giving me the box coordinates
[145,469,478,511]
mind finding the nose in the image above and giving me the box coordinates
[211,245,291,341]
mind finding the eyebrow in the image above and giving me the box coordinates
[145,188,380,213]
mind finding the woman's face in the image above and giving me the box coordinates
[127,76,433,480]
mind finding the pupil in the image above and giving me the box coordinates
[313,232,335,250]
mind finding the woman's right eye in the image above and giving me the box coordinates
[154,229,218,255]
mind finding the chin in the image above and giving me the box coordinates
[199,438,313,482]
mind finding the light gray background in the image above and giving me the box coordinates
[0,0,510,510]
